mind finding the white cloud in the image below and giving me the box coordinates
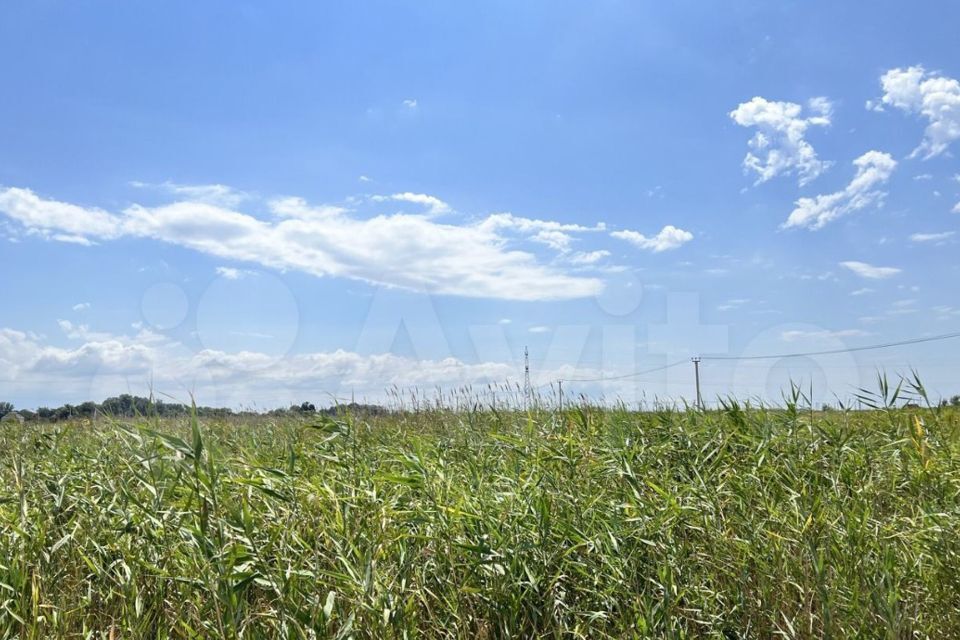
[216,266,242,279]
[913,173,933,181]
[910,231,954,243]
[850,288,874,296]
[528,326,550,333]
[783,151,897,230]
[0,187,603,302]
[358,175,372,183]
[729,96,833,185]
[953,201,960,214]
[567,250,610,265]
[875,66,960,158]
[531,229,573,252]
[933,305,960,319]
[839,261,901,279]
[781,329,870,342]
[717,298,750,311]
[132,181,249,208]
[402,99,418,109]
[0,322,526,408]
[887,299,918,316]
[52,234,96,246]
[215,266,259,279]
[72,302,91,312]
[0,187,124,241]
[478,213,605,235]
[371,192,451,216]
[611,225,693,252]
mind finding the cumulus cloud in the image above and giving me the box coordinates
[0,322,525,408]
[729,96,833,185]
[0,187,603,302]
[610,225,693,252]
[839,261,901,279]
[783,151,897,230]
[874,66,960,158]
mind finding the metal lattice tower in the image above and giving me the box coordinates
[523,346,531,410]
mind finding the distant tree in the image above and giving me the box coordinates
[951,395,960,407]
[299,401,316,413]
[0,402,12,418]
[55,404,76,421]
[77,401,97,418]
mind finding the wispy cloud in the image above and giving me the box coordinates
[910,231,954,243]
[839,260,901,279]
[781,328,870,341]
[72,302,91,312]
[131,181,249,208]
[729,96,833,185]
[567,250,610,265]
[717,298,750,311]
[215,266,259,280]
[371,192,451,216]
[784,151,896,230]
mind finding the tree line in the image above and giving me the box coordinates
[0,395,386,422]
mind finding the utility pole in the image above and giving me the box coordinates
[692,357,703,410]
[523,346,531,410]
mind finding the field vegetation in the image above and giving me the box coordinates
[2,378,959,638]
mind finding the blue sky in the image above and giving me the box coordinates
[1,1,959,409]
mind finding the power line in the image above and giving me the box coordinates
[528,329,960,400]
[561,359,688,383]
[700,330,960,362]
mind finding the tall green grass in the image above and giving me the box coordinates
[2,389,959,638]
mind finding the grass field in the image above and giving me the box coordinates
[2,386,960,638]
